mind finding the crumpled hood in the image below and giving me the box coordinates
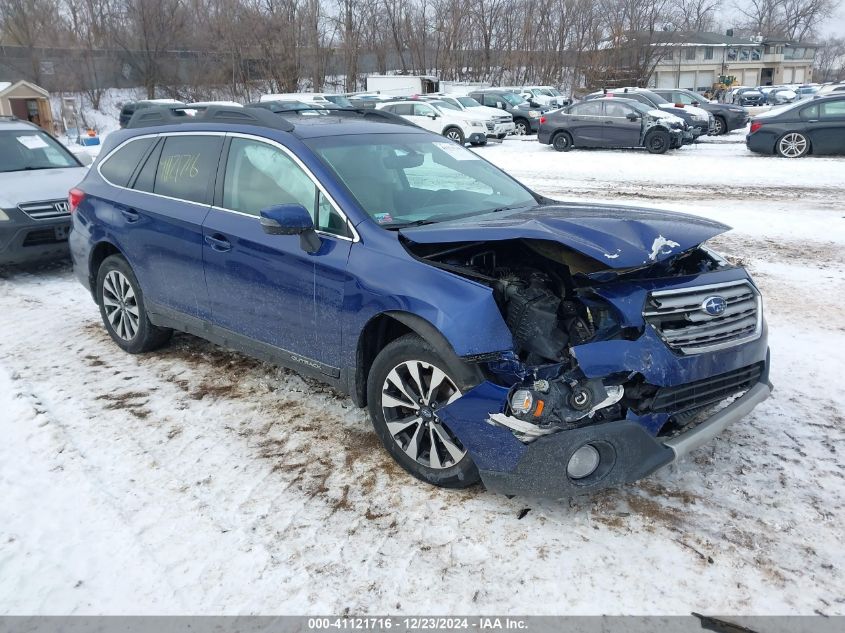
[0,167,87,208]
[400,202,730,269]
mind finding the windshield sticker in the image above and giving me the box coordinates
[16,135,49,150]
[373,212,394,224]
[433,142,479,161]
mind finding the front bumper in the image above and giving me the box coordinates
[0,210,71,265]
[439,371,771,499]
[467,131,488,145]
[489,122,515,138]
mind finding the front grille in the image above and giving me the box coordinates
[644,280,762,353]
[19,200,70,220]
[485,121,494,131]
[650,363,764,414]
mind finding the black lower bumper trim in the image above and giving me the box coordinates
[479,420,674,499]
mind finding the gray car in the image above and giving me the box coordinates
[0,118,88,265]
[538,98,685,153]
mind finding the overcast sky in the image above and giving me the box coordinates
[715,5,845,41]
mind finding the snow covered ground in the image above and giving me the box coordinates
[1,129,844,616]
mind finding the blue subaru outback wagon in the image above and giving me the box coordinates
[69,105,771,498]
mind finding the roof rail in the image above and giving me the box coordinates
[243,103,418,128]
[126,104,295,132]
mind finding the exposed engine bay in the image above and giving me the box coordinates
[403,237,729,441]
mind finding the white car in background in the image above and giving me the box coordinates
[260,92,355,108]
[420,95,515,140]
[375,100,488,145]
[519,86,569,107]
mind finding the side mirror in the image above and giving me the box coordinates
[259,204,321,253]
[428,112,438,119]
[530,100,541,107]
[691,101,700,107]
[626,112,640,121]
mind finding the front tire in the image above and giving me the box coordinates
[776,132,810,158]
[367,334,480,489]
[645,129,671,154]
[96,254,172,353]
[444,127,465,144]
[552,131,573,152]
[713,116,726,135]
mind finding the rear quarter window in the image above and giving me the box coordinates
[151,135,223,204]
[99,137,155,187]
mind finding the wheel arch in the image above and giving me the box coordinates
[88,240,125,298]
[353,310,484,408]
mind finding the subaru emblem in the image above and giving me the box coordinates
[701,295,727,316]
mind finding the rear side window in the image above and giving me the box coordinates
[152,135,222,204]
[821,100,845,118]
[571,101,602,116]
[392,104,413,115]
[800,104,819,120]
[99,138,154,187]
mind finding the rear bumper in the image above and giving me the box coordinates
[746,131,777,154]
[0,213,71,265]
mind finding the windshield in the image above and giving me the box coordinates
[538,89,553,96]
[0,130,79,173]
[501,93,526,106]
[639,90,669,104]
[324,95,353,108]
[549,88,562,96]
[457,97,482,108]
[306,134,537,227]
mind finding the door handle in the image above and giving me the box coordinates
[204,234,231,252]
[120,208,140,222]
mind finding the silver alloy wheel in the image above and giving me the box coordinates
[102,270,140,341]
[381,359,466,469]
[778,132,808,157]
[445,129,462,142]
[514,121,528,135]
[714,117,725,135]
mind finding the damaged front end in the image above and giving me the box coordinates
[401,207,771,498]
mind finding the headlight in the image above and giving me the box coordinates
[0,209,10,222]
[528,110,541,118]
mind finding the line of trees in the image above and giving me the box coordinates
[1,0,842,105]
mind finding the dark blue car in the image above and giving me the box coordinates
[68,105,771,499]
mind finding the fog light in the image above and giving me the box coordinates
[510,389,534,415]
[567,444,600,479]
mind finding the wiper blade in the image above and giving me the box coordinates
[383,218,440,230]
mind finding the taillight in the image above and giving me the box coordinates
[69,188,85,213]
[750,121,763,134]
[539,116,546,124]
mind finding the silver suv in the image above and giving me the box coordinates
[0,118,88,265]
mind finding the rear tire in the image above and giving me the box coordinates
[776,132,810,158]
[645,129,671,154]
[96,254,172,354]
[367,334,480,489]
[513,119,530,136]
[444,127,465,144]
[552,131,573,152]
